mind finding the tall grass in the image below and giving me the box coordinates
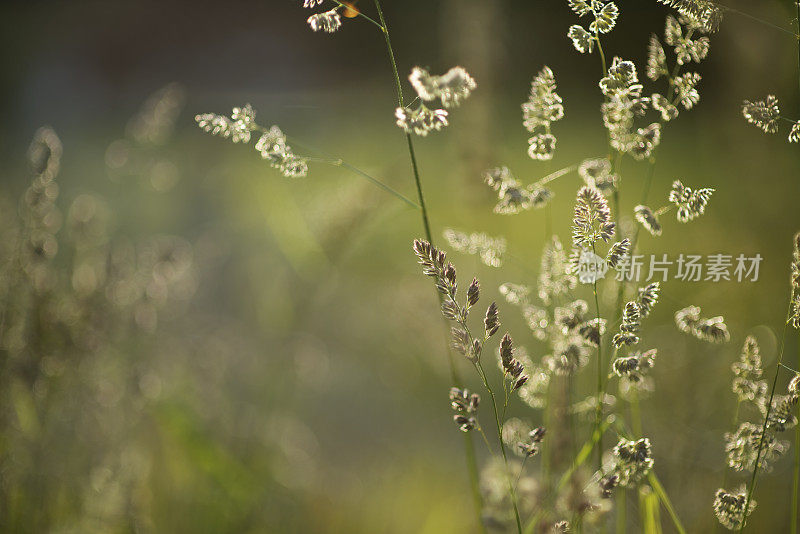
[191,0,800,531]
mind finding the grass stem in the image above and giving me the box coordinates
[367,2,485,530]
[591,243,605,472]
[738,307,792,532]
[617,490,626,534]
[477,361,524,534]
[523,417,613,534]
[713,2,799,38]
[793,390,799,534]
[647,472,686,534]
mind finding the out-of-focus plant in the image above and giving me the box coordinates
[0,115,199,530]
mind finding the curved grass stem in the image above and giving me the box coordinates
[613,419,687,533]
[713,2,799,38]
[793,384,798,534]
[476,361,524,534]
[738,308,792,532]
[789,12,799,533]
[648,471,687,534]
[591,243,605,472]
[328,0,383,30]
[523,417,614,534]
[364,1,485,530]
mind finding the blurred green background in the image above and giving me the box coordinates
[0,0,799,532]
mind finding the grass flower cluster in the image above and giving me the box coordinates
[186,0,800,531]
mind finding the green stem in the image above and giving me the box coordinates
[477,425,495,454]
[514,456,529,491]
[536,163,579,187]
[366,2,485,530]
[631,388,642,437]
[612,419,686,533]
[335,160,419,208]
[404,135,434,241]
[791,16,799,531]
[738,308,793,533]
[274,132,421,208]
[796,0,800,109]
[793,404,799,534]
[621,157,657,311]
[462,433,484,530]
[639,157,658,206]
[371,0,436,247]
[373,1,403,101]
[793,329,800,534]
[371,0,435,250]
[595,33,608,76]
[523,417,613,534]
[617,489,627,534]
[476,362,524,534]
[714,2,798,38]
[591,243,604,472]
[648,471,687,534]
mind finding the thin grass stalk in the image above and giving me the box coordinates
[523,417,614,534]
[595,30,608,77]
[591,243,605,471]
[796,0,800,97]
[712,2,799,37]
[647,472,686,534]
[622,25,692,297]
[285,134,421,208]
[366,2,486,529]
[710,399,744,533]
[616,27,697,349]
[792,11,800,532]
[793,389,799,534]
[738,309,792,533]
[629,27,691,241]
[611,419,685,532]
[630,389,643,437]
[476,362,524,534]
[639,486,662,534]
[542,376,554,493]
[623,23,691,287]
[542,293,557,491]
[370,0,433,245]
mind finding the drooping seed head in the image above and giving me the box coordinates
[306,8,342,33]
[453,414,477,432]
[731,336,766,403]
[485,302,500,337]
[613,302,641,348]
[395,105,449,136]
[741,95,781,134]
[713,487,756,530]
[606,239,631,268]
[467,278,480,308]
[634,205,662,236]
[612,437,654,486]
[636,282,661,318]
